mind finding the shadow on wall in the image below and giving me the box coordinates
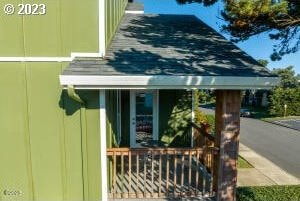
[160,90,192,147]
[59,90,99,115]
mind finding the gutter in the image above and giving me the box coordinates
[67,85,85,104]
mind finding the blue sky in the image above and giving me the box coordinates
[136,0,300,74]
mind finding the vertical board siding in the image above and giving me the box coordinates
[0,63,100,201]
[0,0,98,57]
[105,0,128,48]
[26,63,66,200]
[0,0,24,56]
[0,63,33,201]
[0,0,129,200]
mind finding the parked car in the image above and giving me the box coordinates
[240,108,252,117]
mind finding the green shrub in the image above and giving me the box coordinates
[205,114,215,134]
[269,87,300,116]
[237,185,300,201]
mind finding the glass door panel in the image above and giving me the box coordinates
[135,91,153,146]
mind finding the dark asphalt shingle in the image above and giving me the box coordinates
[63,14,277,77]
[126,2,144,12]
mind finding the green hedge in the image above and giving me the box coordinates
[237,185,300,201]
[269,87,300,116]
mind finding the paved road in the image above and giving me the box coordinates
[200,107,300,178]
[240,118,300,178]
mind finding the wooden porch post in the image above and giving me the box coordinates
[214,90,241,201]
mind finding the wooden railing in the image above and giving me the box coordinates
[191,122,215,148]
[107,147,218,199]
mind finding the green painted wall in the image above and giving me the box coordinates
[0,63,101,201]
[0,0,129,200]
[0,0,99,56]
[105,0,128,48]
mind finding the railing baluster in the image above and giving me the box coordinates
[166,152,169,195]
[210,149,214,196]
[202,147,207,196]
[158,151,162,197]
[151,150,154,197]
[188,150,192,194]
[121,152,124,198]
[136,153,139,197]
[181,152,184,196]
[195,149,200,196]
[113,151,117,198]
[128,150,132,198]
[174,150,177,196]
[144,153,147,197]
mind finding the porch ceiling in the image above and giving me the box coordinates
[60,14,279,89]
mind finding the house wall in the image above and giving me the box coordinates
[0,0,127,200]
[105,0,128,48]
[0,0,99,56]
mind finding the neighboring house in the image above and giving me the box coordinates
[242,90,269,107]
[0,1,278,201]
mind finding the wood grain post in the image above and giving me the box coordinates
[214,90,241,201]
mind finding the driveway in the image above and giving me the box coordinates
[200,107,300,178]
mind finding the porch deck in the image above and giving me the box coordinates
[107,147,218,199]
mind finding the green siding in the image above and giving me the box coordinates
[120,90,130,147]
[105,90,119,191]
[105,0,128,48]
[0,0,24,56]
[0,0,129,200]
[0,63,101,201]
[159,90,192,147]
[0,0,98,56]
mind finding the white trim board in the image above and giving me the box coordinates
[130,90,159,148]
[60,75,279,90]
[129,90,136,148]
[0,57,72,62]
[99,90,108,201]
[99,0,106,57]
[0,53,101,62]
[125,11,144,14]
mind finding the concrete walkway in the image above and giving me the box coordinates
[237,143,300,186]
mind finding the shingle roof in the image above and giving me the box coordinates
[63,14,276,78]
[126,2,144,12]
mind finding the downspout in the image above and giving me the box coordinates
[67,85,89,201]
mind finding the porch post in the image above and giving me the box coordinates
[214,90,241,201]
[99,90,108,201]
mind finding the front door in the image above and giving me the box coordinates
[130,90,158,147]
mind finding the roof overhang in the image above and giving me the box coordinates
[59,75,279,90]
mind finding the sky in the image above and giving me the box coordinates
[136,0,300,74]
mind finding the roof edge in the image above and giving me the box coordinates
[60,75,279,90]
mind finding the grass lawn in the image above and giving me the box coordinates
[242,106,271,119]
[237,156,253,168]
[262,116,300,122]
[237,185,300,201]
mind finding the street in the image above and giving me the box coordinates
[200,107,300,178]
[240,118,300,178]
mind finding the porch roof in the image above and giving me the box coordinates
[60,14,279,89]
